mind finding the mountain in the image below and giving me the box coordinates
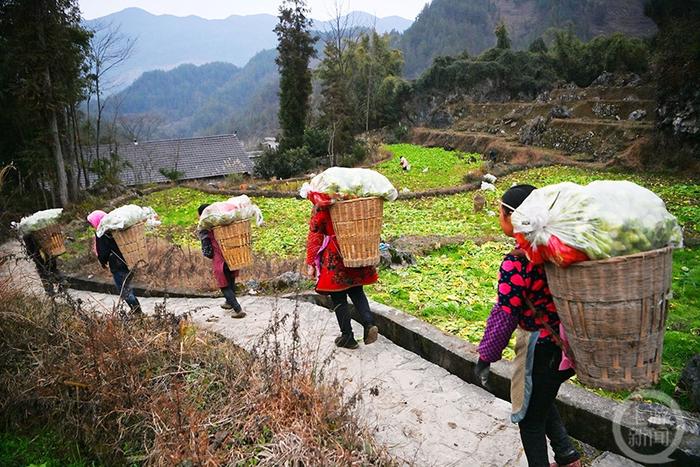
[400,0,657,77]
[116,50,279,144]
[85,7,412,87]
[313,11,413,35]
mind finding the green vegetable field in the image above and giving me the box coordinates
[136,147,699,404]
[375,144,482,191]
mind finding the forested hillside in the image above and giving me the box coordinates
[116,50,279,142]
[400,0,657,77]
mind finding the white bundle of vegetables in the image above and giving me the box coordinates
[197,195,264,230]
[97,205,160,237]
[16,208,63,236]
[299,167,398,202]
[512,180,683,264]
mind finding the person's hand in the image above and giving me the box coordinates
[306,264,316,278]
[474,358,491,390]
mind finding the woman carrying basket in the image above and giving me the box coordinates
[473,185,580,467]
[197,204,245,318]
[21,233,61,296]
[88,210,142,314]
[305,204,379,349]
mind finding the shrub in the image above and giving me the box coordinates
[338,140,369,167]
[90,151,131,189]
[225,172,244,187]
[255,146,315,180]
[303,127,330,159]
[158,167,184,182]
[385,124,409,144]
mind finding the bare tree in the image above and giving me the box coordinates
[320,1,359,165]
[86,21,136,163]
[118,113,164,142]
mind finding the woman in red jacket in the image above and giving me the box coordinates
[306,204,379,349]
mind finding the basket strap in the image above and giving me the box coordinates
[523,295,574,363]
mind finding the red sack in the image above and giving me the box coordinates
[516,233,589,267]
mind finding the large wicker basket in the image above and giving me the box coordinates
[330,197,384,268]
[213,219,253,270]
[544,247,673,391]
[112,222,148,269]
[32,224,66,257]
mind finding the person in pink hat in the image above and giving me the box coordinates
[87,210,141,313]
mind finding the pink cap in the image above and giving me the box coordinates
[87,210,107,229]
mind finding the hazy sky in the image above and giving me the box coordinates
[79,0,429,21]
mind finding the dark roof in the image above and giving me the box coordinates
[85,134,254,186]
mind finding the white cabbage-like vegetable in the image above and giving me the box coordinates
[299,167,398,202]
[512,180,683,261]
[16,208,63,236]
[197,195,264,230]
[97,205,160,237]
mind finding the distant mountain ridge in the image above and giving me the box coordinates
[400,0,657,77]
[116,50,279,144]
[85,7,412,87]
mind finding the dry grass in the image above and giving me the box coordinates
[63,235,305,294]
[0,281,391,465]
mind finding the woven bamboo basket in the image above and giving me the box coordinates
[330,197,384,268]
[544,247,673,391]
[213,219,253,270]
[32,224,66,257]
[112,222,148,269]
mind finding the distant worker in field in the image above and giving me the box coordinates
[87,210,142,314]
[474,185,581,467]
[197,204,245,318]
[305,203,379,349]
[21,233,61,296]
[399,155,411,171]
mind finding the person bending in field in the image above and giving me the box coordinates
[474,185,580,467]
[197,204,245,318]
[305,203,379,349]
[399,156,411,171]
[21,233,61,296]
[88,210,142,314]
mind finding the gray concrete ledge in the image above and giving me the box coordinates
[64,273,218,299]
[296,292,700,467]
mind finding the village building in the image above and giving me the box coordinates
[84,134,254,187]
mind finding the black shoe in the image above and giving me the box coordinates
[229,309,246,319]
[335,335,359,349]
[364,325,379,345]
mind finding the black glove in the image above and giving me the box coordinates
[474,358,491,390]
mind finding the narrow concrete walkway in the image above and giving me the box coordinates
[2,241,639,466]
[74,293,533,466]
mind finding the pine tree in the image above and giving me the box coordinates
[495,22,511,50]
[274,0,317,151]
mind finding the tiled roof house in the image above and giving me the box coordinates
[85,134,254,186]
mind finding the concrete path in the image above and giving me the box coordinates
[2,241,638,466]
[84,293,529,466]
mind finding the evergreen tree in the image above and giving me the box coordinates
[274,0,316,151]
[528,37,548,54]
[0,0,90,206]
[495,22,511,50]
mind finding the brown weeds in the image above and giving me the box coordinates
[0,286,391,465]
